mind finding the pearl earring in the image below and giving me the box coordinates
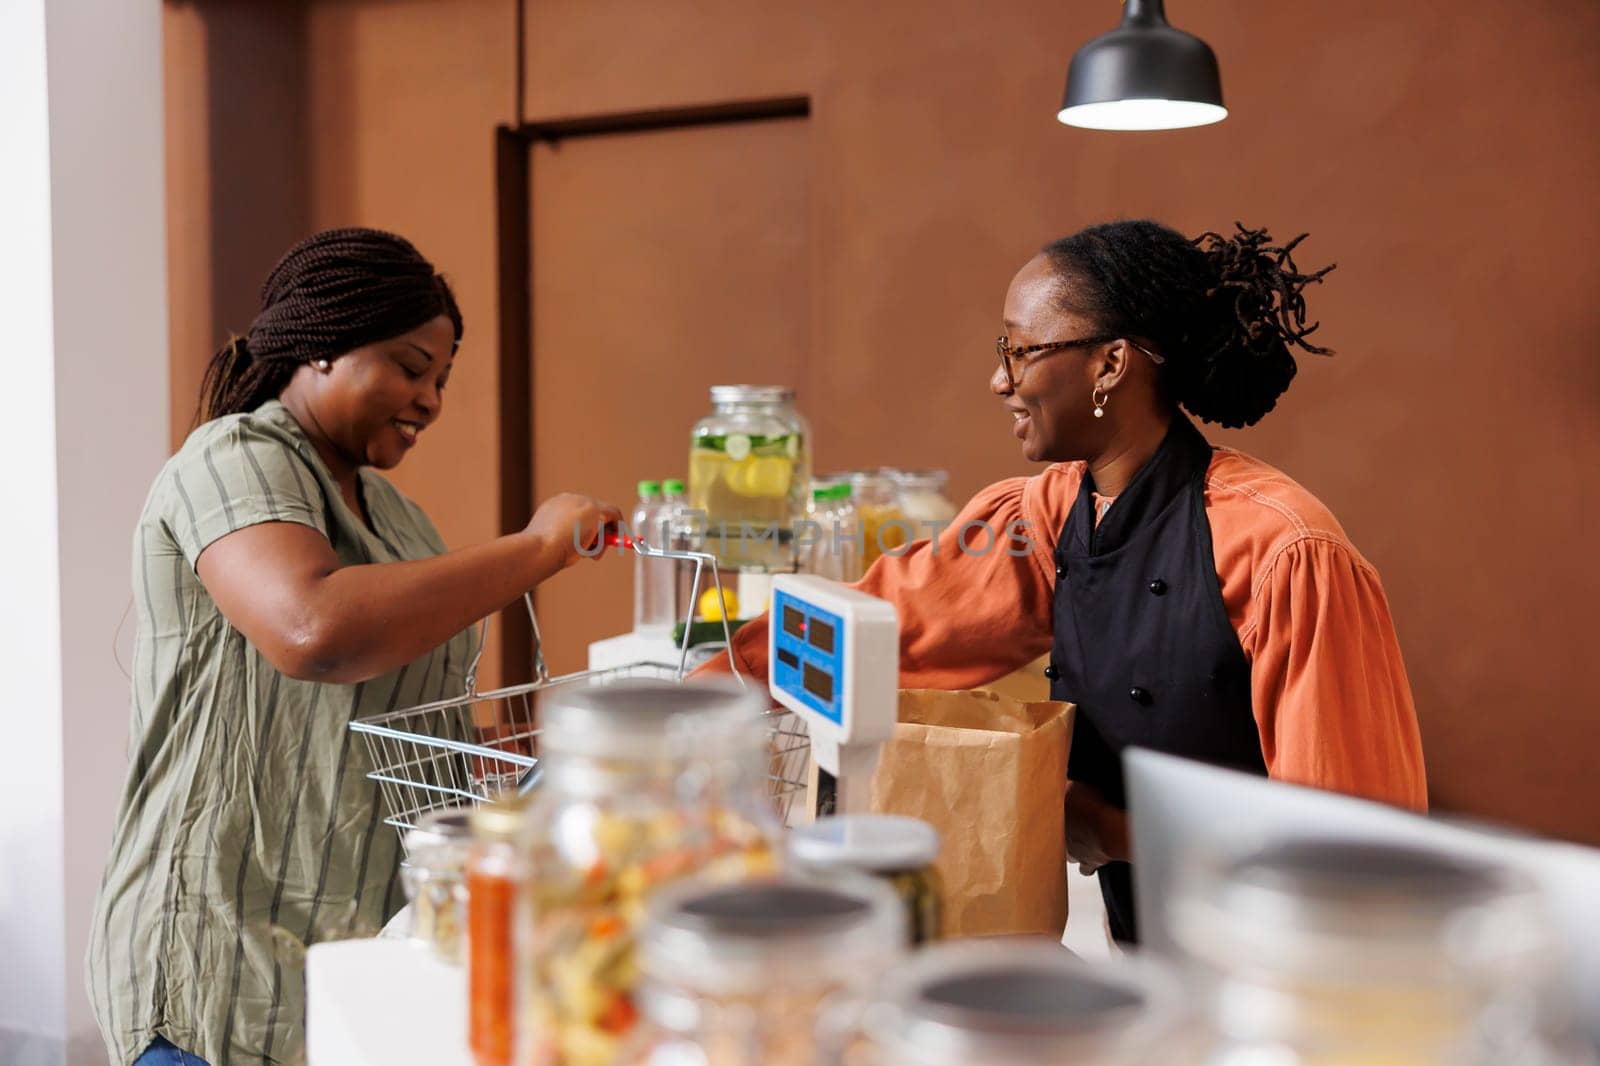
[1092,386,1108,418]
[314,359,331,371]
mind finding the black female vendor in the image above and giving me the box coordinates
[702,220,1427,944]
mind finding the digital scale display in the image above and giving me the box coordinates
[772,591,846,725]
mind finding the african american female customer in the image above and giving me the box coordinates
[88,228,621,1065]
[700,219,1426,944]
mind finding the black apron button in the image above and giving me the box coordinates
[1148,579,1167,596]
[1044,665,1060,680]
[1129,686,1152,705]
[1055,563,1067,579]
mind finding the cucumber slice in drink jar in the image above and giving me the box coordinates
[693,433,795,455]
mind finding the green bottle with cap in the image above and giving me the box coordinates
[631,480,665,631]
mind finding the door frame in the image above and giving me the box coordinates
[492,96,811,680]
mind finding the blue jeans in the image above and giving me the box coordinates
[134,1036,209,1065]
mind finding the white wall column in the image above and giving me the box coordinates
[0,0,69,1058]
[0,1,169,1063]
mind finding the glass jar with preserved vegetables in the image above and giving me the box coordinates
[620,875,906,1065]
[788,815,942,944]
[844,470,910,569]
[515,679,781,1066]
[469,797,528,1066]
[1172,837,1593,1065]
[687,386,809,571]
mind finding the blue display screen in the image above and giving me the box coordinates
[771,589,845,726]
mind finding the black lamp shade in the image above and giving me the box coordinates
[1059,0,1226,131]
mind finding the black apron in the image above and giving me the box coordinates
[1047,416,1266,942]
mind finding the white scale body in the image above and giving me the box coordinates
[767,574,899,815]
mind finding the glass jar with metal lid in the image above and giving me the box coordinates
[804,481,863,583]
[515,679,781,1066]
[849,939,1183,1065]
[687,386,810,571]
[1172,837,1592,1065]
[891,470,957,530]
[789,815,943,944]
[469,798,528,1066]
[619,875,907,1065]
[773,390,813,516]
[842,470,911,569]
[402,808,475,961]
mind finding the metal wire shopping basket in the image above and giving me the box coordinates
[350,540,811,845]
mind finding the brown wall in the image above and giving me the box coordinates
[166,0,518,682]
[165,1,1600,843]
[165,0,310,440]
[528,117,813,674]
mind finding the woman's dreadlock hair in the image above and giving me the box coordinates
[1041,220,1334,428]
[198,227,463,423]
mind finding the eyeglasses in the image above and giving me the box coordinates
[995,334,1164,389]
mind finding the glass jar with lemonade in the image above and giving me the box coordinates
[688,386,810,570]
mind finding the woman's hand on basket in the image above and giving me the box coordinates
[525,493,625,570]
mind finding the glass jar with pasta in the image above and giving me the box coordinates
[619,876,906,1066]
[402,809,474,962]
[515,679,780,1066]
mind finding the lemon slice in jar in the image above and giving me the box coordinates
[698,587,739,622]
[723,433,751,461]
[726,456,793,498]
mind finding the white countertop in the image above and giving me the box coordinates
[305,938,471,1066]
[303,642,1110,1065]
[306,876,1109,1066]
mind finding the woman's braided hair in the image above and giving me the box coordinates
[198,227,463,423]
[1042,220,1334,428]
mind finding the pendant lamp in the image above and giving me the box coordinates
[1058,0,1226,131]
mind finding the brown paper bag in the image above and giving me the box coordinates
[970,654,1052,703]
[870,688,1074,938]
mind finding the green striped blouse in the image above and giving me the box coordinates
[87,400,475,1065]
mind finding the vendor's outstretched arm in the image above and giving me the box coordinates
[695,473,1066,689]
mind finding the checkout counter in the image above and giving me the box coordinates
[307,570,1600,1063]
